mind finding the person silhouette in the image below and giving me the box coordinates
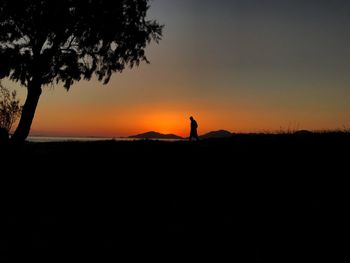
[189,116,199,141]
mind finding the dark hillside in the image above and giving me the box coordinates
[1,132,349,262]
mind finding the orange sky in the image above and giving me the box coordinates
[6,76,350,138]
[8,73,347,138]
[4,0,350,137]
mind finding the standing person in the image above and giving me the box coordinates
[189,116,199,141]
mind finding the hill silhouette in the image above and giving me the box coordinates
[200,129,232,139]
[129,131,183,139]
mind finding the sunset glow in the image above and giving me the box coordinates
[5,0,350,137]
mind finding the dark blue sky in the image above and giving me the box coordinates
[151,0,350,73]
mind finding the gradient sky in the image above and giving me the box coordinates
[5,0,350,137]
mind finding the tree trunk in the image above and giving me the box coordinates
[12,81,42,143]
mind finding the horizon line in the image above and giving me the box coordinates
[23,128,350,139]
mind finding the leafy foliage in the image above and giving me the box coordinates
[0,82,22,132]
[0,0,163,89]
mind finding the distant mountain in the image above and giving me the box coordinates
[200,130,233,139]
[129,131,183,139]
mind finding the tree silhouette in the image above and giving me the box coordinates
[0,82,22,133]
[0,0,162,142]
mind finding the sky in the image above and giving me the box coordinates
[5,0,350,137]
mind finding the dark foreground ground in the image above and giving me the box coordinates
[1,132,349,262]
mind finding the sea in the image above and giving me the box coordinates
[26,136,183,143]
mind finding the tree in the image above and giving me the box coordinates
[0,82,22,133]
[0,0,163,142]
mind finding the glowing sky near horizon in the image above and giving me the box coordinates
[6,0,350,137]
